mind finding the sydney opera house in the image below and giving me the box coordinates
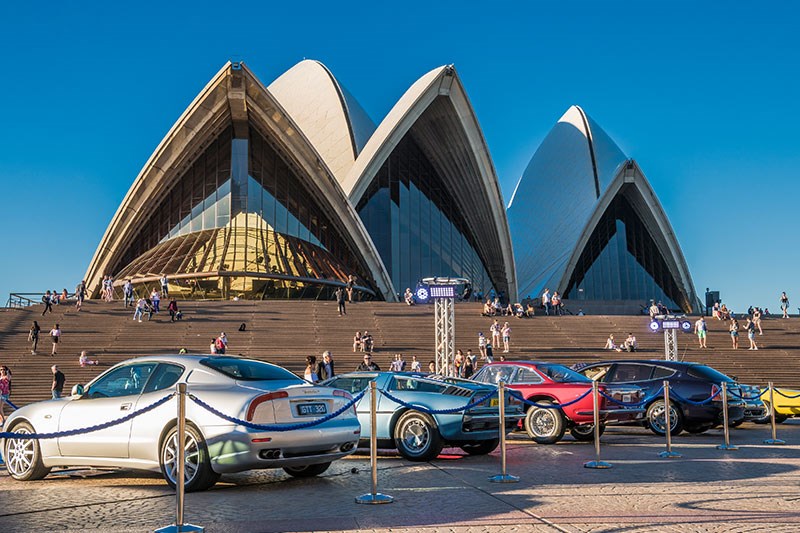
[85,60,698,312]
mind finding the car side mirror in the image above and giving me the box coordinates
[71,384,85,396]
[731,376,738,382]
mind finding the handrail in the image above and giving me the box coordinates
[5,292,75,309]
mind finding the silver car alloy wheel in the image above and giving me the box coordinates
[6,427,35,477]
[162,429,201,486]
[400,418,431,453]
[649,403,678,433]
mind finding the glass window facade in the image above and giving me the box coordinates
[111,125,376,300]
[564,193,688,312]
[356,134,495,298]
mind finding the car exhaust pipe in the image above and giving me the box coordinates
[259,449,282,460]
[340,442,356,453]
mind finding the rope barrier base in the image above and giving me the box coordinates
[716,443,739,451]
[763,438,786,445]
[583,460,613,469]
[658,450,682,458]
[154,523,204,532]
[489,473,520,483]
[355,493,394,505]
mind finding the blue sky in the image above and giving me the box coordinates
[0,2,797,313]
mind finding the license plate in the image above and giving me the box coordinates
[490,398,499,407]
[297,403,327,416]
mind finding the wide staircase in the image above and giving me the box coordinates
[2,300,800,407]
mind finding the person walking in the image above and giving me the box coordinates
[501,322,512,353]
[490,320,501,350]
[541,288,551,316]
[0,366,11,426]
[356,354,380,371]
[133,297,145,322]
[346,275,356,303]
[49,324,61,356]
[317,351,336,381]
[51,365,65,399]
[335,286,346,316]
[478,332,488,360]
[694,317,708,348]
[745,317,758,350]
[41,290,53,316]
[75,280,87,312]
[780,292,790,319]
[160,274,169,298]
[216,333,228,355]
[167,299,179,322]
[462,354,474,379]
[729,318,740,349]
[150,289,161,314]
[303,355,319,383]
[753,307,763,335]
[29,320,41,355]
[123,280,134,307]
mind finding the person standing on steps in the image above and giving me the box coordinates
[29,321,41,355]
[123,280,134,308]
[694,316,708,348]
[780,292,790,319]
[160,274,169,298]
[51,365,65,399]
[501,322,512,353]
[744,317,758,350]
[729,318,740,349]
[50,324,61,356]
[41,290,53,316]
[490,320,501,350]
[335,286,346,316]
[317,351,336,380]
[478,332,488,360]
[346,275,356,303]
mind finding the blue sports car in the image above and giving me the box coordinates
[320,372,524,461]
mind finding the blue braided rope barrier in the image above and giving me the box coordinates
[378,389,496,415]
[598,386,665,408]
[669,388,721,406]
[727,388,769,400]
[774,388,800,399]
[509,387,593,409]
[6,399,19,411]
[0,393,174,440]
[189,390,365,432]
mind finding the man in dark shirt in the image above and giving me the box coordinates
[335,286,346,316]
[317,351,336,380]
[355,354,380,371]
[51,364,65,399]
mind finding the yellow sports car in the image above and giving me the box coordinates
[756,386,800,423]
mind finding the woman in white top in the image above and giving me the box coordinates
[79,350,98,366]
[604,334,616,350]
[50,324,61,355]
[151,289,161,314]
[304,355,318,383]
[501,322,511,353]
[410,355,421,372]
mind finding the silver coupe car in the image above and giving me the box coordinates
[2,355,361,491]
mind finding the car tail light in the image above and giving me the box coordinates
[334,389,357,416]
[710,384,721,400]
[247,391,289,421]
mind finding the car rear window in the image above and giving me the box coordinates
[687,365,733,382]
[200,357,302,382]
[537,364,591,383]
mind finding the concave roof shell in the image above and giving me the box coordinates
[508,106,696,311]
[84,62,394,300]
[343,65,517,299]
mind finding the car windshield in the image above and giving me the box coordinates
[687,364,734,383]
[200,357,302,382]
[537,364,591,383]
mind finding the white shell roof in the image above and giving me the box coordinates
[268,60,376,182]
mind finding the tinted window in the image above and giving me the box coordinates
[537,364,590,383]
[582,364,611,381]
[87,363,157,399]
[687,365,733,383]
[651,366,677,380]
[513,367,543,384]
[144,363,185,393]
[391,377,445,393]
[323,375,376,393]
[200,357,302,382]
[610,364,652,382]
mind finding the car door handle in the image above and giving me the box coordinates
[120,403,132,411]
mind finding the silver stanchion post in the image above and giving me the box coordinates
[716,382,738,451]
[764,382,786,445]
[584,381,612,469]
[489,381,519,483]
[156,383,203,533]
[356,381,393,504]
[658,381,681,458]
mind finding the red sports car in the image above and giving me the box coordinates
[471,361,644,444]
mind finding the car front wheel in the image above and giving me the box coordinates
[283,462,331,478]
[394,411,443,461]
[524,400,566,444]
[4,422,51,481]
[646,400,684,436]
[160,424,220,492]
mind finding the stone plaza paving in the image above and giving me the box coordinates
[2,422,800,532]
